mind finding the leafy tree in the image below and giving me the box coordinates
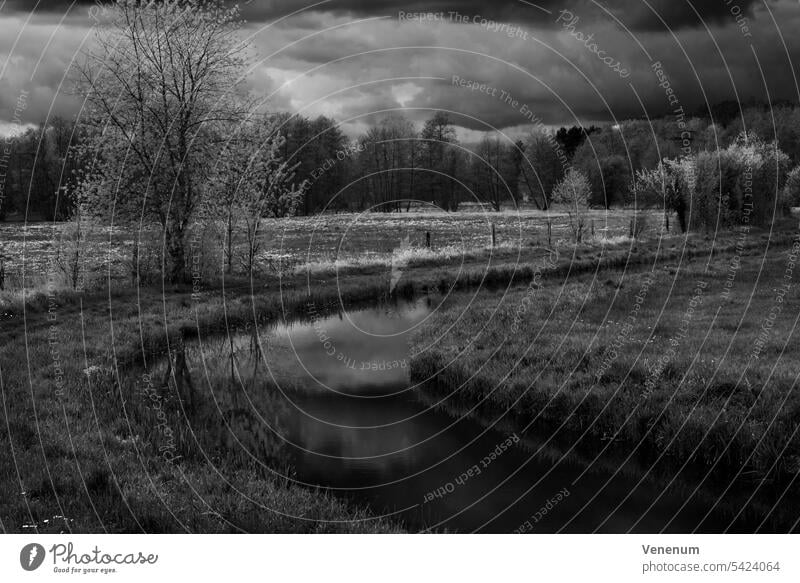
[632,158,692,233]
[783,166,800,211]
[213,119,303,274]
[586,155,631,208]
[555,125,598,159]
[74,0,251,282]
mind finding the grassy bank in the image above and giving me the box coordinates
[2,221,796,532]
[409,228,800,527]
[0,274,409,533]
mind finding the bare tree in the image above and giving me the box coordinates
[474,136,515,211]
[359,114,416,212]
[519,129,566,210]
[552,168,591,243]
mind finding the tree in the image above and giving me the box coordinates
[783,166,800,211]
[419,112,461,211]
[552,168,591,242]
[473,136,517,211]
[272,114,351,214]
[213,119,303,274]
[359,114,417,212]
[75,0,251,282]
[518,129,564,210]
[587,155,631,209]
[632,158,692,233]
[555,125,598,159]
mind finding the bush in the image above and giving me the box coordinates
[783,166,800,211]
[552,168,591,243]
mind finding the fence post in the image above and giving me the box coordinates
[426,231,431,249]
[491,223,496,248]
[547,220,552,247]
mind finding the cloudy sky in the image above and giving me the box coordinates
[1,0,799,138]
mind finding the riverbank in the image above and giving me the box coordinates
[409,231,800,530]
[2,224,796,532]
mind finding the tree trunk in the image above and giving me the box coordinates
[226,211,234,275]
[675,200,688,233]
[167,224,186,283]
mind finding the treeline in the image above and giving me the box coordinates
[274,112,597,213]
[3,102,800,222]
[0,117,84,221]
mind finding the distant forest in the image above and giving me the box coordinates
[3,100,800,221]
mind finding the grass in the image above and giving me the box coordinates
[2,210,797,532]
[409,227,800,529]
[0,262,420,532]
[0,207,661,285]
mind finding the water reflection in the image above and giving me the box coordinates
[160,298,767,533]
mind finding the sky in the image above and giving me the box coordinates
[1,0,799,139]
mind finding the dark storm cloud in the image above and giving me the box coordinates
[239,0,770,34]
[600,0,763,31]
[1,0,770,32]
[1,0,799,136]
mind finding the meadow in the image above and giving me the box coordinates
[0,207,659,289]
[409,224,800,529]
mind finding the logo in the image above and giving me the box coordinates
[20,543,46,571]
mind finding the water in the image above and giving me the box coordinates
[170,298,769,533]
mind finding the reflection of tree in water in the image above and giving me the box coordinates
[158,330,289,466]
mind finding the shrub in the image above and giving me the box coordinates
[783,166,800,211]
[552,168,591,243]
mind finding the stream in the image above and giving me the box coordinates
[165,297,765,533]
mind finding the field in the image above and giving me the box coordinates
[409,230,800,529]
[0,207,660,290]
[1,207,797,532]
